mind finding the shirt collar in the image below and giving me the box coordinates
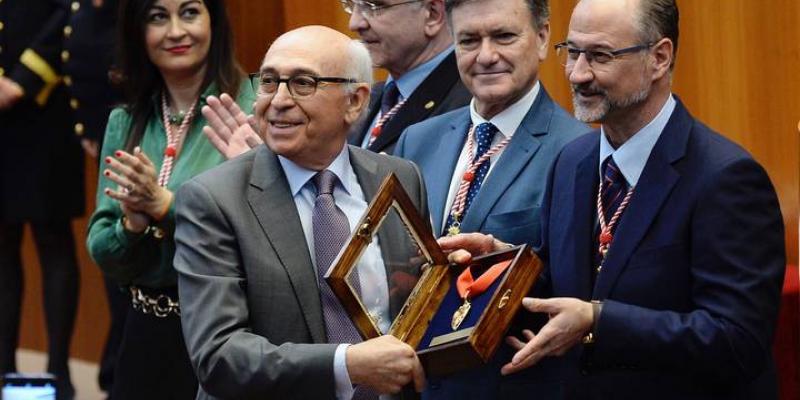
[387,47,454,100]
[278,145,354,197]
[599,94,677,186]
[468,81,541,140]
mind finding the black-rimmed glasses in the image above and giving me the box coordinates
[250,73,359,98]
[554,42,654,68]
[339,0,424,19]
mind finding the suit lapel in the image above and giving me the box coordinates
[460,89,554,231]
[369,52,462,152]
[565,142,599,300]
[592,101,692,298]
[430,112,471,235]
[246,147,327,343]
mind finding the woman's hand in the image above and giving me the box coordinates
[119,201,150,233]
[103,147,173,221]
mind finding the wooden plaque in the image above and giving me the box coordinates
[325,173,542,377]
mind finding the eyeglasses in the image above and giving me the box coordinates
[250,73,359,98]
[339,0,425,19]
[554,42,654,69]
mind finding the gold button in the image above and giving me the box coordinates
[63,25,73,37]
[71,1,79,12]
[74,123,85,136]
[0,22,4,31]
[61,50,70,63]
[70,98,79,109]
[0,67,4,76]
[63,75,73,86]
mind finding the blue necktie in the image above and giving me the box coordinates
[443,122,499,234]
[380,81,400,116]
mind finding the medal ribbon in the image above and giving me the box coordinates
[456,260,512,301]
[368,99,407,146]
[448,124,510,230]
[596,182,634,270]
[158,92,197,187]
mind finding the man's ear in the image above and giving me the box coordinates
[650,37,674,80]
[344,84,371,125]
[536,21,551,61]
[423,0,447,38]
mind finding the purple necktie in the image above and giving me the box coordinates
[600,156,629,224]
[311,170,377,400]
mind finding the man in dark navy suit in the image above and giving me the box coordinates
[440,0,785,398]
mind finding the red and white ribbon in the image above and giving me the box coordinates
[448,124,510,224]
[158,93,197,187]
[368,99,407,146]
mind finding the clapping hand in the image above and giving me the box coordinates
[103,147,173,231]
[201,93,261,159]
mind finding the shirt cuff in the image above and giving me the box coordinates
[334,343,354,400]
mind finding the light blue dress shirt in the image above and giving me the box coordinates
[278,145,390,400]
[361,47,456,148]
[599,94,677,186]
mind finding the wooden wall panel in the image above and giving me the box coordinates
[18,0,798,364]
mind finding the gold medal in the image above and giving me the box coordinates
[447,224,461,236]
[451,297,471,330]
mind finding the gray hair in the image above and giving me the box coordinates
[345,39,374,90]
[445,0,550,30]
[635,0,679,70]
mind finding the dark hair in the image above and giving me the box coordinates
[116,0,244,151]
[636,0,679,69]
[445,0,549,30]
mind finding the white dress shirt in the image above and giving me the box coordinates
[278,145,390,400]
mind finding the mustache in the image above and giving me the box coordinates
[571,83,606,97]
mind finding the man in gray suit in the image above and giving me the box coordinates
[174,26,426,399]
[394,0,587,398]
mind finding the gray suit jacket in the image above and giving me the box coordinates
[174,144,429,399]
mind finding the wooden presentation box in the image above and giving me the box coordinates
[325,173,542,377]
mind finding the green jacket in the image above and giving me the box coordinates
[87,80,256,287]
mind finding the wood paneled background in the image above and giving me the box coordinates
[17,0,798,364]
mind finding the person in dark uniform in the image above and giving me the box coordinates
[0,1,83,399]
[62,0,127,396]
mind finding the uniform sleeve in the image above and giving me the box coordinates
[86,109,162,284]
[9,0,68,106]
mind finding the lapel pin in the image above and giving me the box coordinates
[424,101,435,110]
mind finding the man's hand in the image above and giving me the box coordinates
[0,77,24,110]
[346,335,425,394]
[201,93,261,159]
[501,297,594,375]
[436,232,509,264]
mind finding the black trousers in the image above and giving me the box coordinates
[111,290,197,400]
[98,277,130,394]
[0,220,79,389]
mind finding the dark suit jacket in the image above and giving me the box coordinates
[397,87,588,399]
[540,99,785,399]
[174,145,428,400]
[348,51,471,155]
[0,0,84,221]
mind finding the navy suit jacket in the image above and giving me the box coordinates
[396,87,588,399]
[541,99,785,399]
[348,51,471,155]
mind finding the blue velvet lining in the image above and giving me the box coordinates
[417,264,508,350]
